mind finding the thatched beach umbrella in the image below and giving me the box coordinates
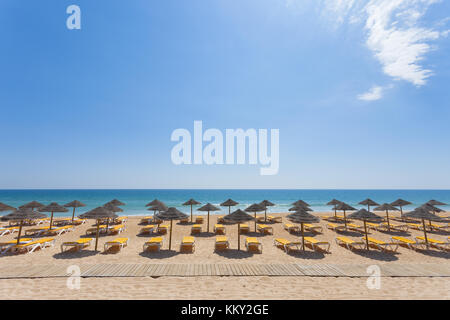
[418,203,444,226]
[147,202,168,227]
[39,202,69,230]
[221,199,239,214]
[347,209,383,251]
[19,201,45,211]
[373,203,399,231]
[155,207,189,250]
[426,200,447,206]
[390,199,412,217]
[106,199,125,206]
[286,209,319,251]
[198,203,220,233]
[103,203,123,230]
[223,209,254,250]
[2,208,47,244]
[335,202,356,229]
[259,200,275,222]
[145,199,166,207]
[0,202,15,213]
[292,200,310,207]
[327,199,341,218]
[403,208,444,248]
[79,207,118,251]
[359,198,379,212]
[64,200,86,223]
[245,203,266,232]
[289,205,312,211]
[183,199,201,222]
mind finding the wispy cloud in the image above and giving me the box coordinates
[358,85,384,101]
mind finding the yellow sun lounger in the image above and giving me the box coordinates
[257,224,273,234]
[191,224,202,234]
[391,236,426,251]
[407,223,424,231]
[143,237,163,252]
[180,236,195,253]
[195,217,204,224]
[61,238,94,252]
[0,226,19,237]
[140,216,154,224]
[304,237,330,253]
[158,224,169,234]
[284,223,300,233]
[140,226,155,234]
[273,238,302,253]
[428,223,450,232]
[180,217,189,224]
[46,225,75,236]
[267,215,282,223]
[365,237,398,252]
[25,226,51,236]
[335,236,366,251]
[108,224,125,234]
[239,224,249,233]
[104,237,129,252]
[12,238,55,254]
[214,224,226,235]
[377,222,409,232]
[347,223,367,233]
[245,237,262,253]
[0,238,32,254]
[86,225,108,235]
[215,236,229,251]
[327,223,346,232]
[304,224,323,234]
[416,236,450,251]
[217,216,225,224]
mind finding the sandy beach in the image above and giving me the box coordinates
[0,212,449,299]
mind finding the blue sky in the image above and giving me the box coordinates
[0,0,449,189]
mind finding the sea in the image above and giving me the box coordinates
[0,189,449,218]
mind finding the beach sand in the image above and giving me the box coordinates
[0,212,448,299]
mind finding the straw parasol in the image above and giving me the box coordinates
[220,199,239,214]
[155,208,189,250]
[289,205,312,211]
[258,200,275,223]
[19,201,45,211]
[0,202,16,213]
[103,203,123,230]
[79,207,118,251]
[347,209,383,251]
[198,203,220,233]
[183,199,201,222]
[223,209,255,250]
[145,199,165,207]
[292,200,310,207]
[426,200,447,206]
[106,199,125,206]
[39,202,69,230]
[373,203,399,232]
[245,203,266,232]
[403,208,444,248]
[327,199,342,218]
[147,202,168,226]
[418,203,444,226]
[359,198,379,212]
[2,208,47,244]
[335,202,356,229]
[390,199,412,217]
[63,200,86,223]
[286,209,319,251]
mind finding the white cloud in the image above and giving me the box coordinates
[358,85,384,101]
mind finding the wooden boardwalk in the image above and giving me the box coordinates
[0,263,449,279]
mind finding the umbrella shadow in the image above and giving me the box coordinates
[243,231,266,238]
[350,249,399,261]
[285,250,326,260]
[426,230,450,236]
[194,232,216,238]
[376,230,410,236]
[336,230,365,237]
[139,250,180,259]
[214,249,254,259]
[413,248,450,258]
[53,250,99,259]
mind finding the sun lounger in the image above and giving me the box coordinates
[53,218,74,226]
[0,226,19,237]
[47,225,75,236]
[25,226,51,236]
[391,236,426,251]
[378,222,409,232]
[304,224,323,234]
[140,226,155,234]
[256,216,266,223]
[140,216,154,224]
[416,236,450,251]
[273,238,302,253]
[86,225,108,235]
[143,237,163,252]
[0,238,32,254]
[180,236,195,253]
[257,224,273,234]
[335,236,366,251]
[61,238,94,252]
[245,237,262,253]
[428,223,449,232]
[366,222,380,231]
[195,217,204,224]
[180,217,189,224]
[304,237,330,253]
[239,224,249,234]
[267,215,282,223]
[407,223,424,231]
[327,223,346,232]
[284,223,300,233]
[214,236,229,251]
[113,216,127,224]
[104,237,129,252]
[365,237,398,252]
[214,224,226,235]
[11,238,55,254]
[347,223,367,233]
[108,224,125,234]
[217,216,225,224]
[191,224,202,234]
[157,224,169,234]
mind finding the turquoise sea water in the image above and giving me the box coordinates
[0,189,449,218]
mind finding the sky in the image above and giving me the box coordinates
[0,0,449,189]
